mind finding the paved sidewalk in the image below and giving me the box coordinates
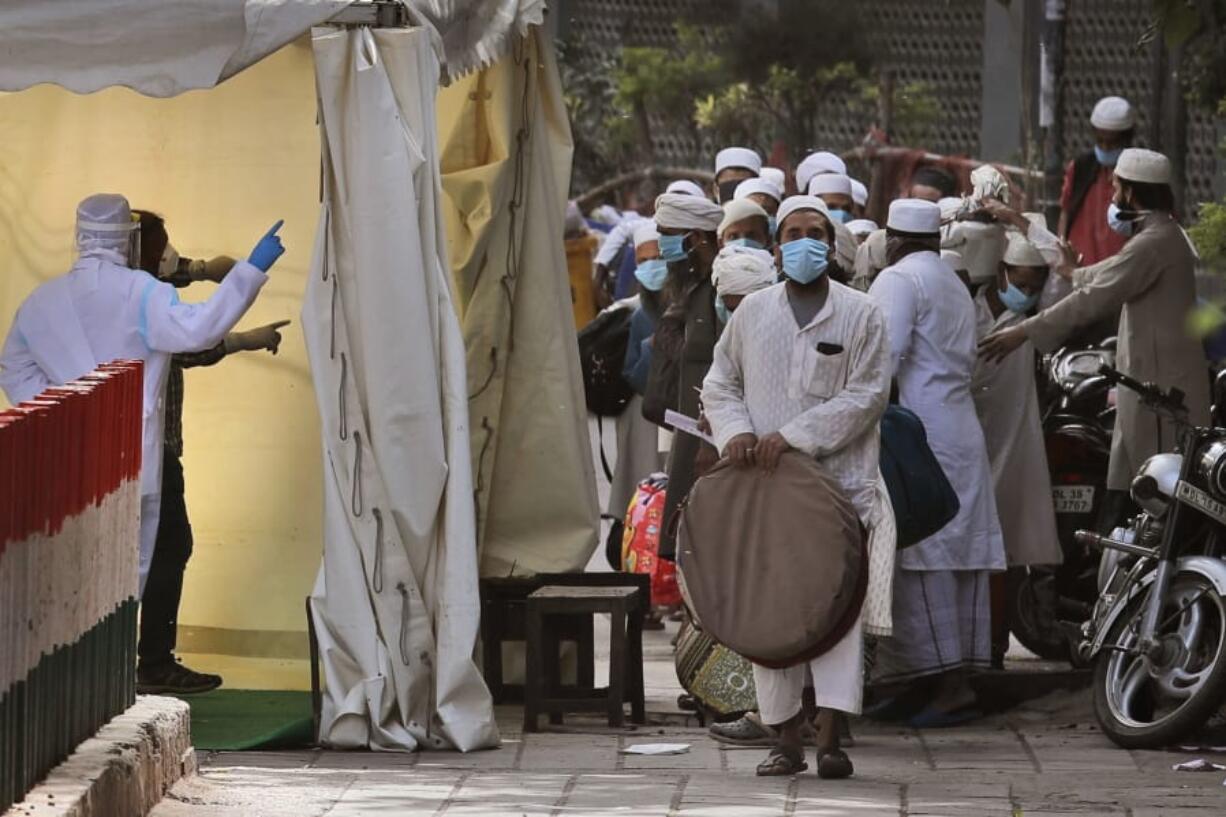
[152,619,1226,816]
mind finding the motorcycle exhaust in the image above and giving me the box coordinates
[1074,530,1158,560]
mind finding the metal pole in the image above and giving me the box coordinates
[1039,0,1067,227]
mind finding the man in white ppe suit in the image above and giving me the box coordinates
[0,193,284,596]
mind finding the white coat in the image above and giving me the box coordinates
[0,251,267,496]
[869,251,1005,572]
[971,291,1062,566]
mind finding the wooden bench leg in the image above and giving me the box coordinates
[543,615,563,726]
[578,614,595,691]
[523,604,542,733]
[626,604,646,724]
[606,602,626,729]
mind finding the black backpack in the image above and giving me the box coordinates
[879,404,961,549]
[578,304,634,417]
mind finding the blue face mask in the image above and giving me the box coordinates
[827,208,852,225]
[780,238,829,285]
[657,233,688,263]
[999,280,1038,313]
[725,237,765,250]
[715,296,730,325]
[1106,202,1147,237]
[1095,146,1122,167]
[634,258,669,292]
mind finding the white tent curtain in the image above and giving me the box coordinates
[0,1,350,97]
[302,25,497,751]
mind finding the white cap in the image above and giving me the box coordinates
[849,178,868,208]
[775,195,831,237]
[632,221,660,248]
[808,173,853,198]
[715,147,762,175]
[718,198,769,238]
[1090,96,1135,131]
[1115,148,1171,184]
[1002,232,1047,267]
[846,218,878,237]
[887,199,942,234]
[666,179,706,197]
[760,167,786,192]
[795,151,846,194]
[733,177,782,203]
[940,250,967,271]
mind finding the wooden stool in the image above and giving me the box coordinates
[523,585,645,732]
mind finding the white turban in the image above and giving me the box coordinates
[734,177,781,203]
[718,198,769,237]
[666,179,707,197]
[633,221,660,248]
[654,192,724,232]
[795,151,846,194]
[849,178,868,208]
[760,167,786,192]
[775,194,830,237]
[712,245,777,298]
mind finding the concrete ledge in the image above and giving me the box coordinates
[4,696,194,817]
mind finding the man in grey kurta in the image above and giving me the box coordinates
[980,149,1210,494]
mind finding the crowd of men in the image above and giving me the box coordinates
[586,94,1209,778]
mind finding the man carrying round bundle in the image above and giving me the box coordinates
[701,195,895,778]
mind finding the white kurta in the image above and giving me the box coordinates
[869,251,1005,572]
[971,292,1063,566]
[0,251,267,591]
[702,280,894,717]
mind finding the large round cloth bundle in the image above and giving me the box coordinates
[677,452,867,668]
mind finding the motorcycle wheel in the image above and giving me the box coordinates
[1006,567,1074,661]
[1092,570,1226,749]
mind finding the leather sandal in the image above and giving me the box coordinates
[756,745,808,776]
[816,749,854,779]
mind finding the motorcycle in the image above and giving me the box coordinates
[1006,340,1116,662]
[1078,365,1226,749]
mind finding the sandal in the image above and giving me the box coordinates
[756,746,808,777]
[816,749,854,780]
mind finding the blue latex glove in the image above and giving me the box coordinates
[247,220,286,272]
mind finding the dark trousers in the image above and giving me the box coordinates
[138,452,193,668]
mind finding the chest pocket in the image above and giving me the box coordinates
[805,341,849,399]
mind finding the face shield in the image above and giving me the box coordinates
[158,242,180,280]
[75,193,140,266]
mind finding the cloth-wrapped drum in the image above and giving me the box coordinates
[677,451,866,668]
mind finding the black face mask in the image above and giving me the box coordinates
[717,180,741,204]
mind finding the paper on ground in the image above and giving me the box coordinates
[620,743,691,755]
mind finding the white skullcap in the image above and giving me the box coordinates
[654,192,724,232]
[1090,96,1135,131]
[1116,148,1170,184]
[775,195,831,237]
[734,177,782,203]
[808,173,853,198]
[633,221,660,248]
[846,218,878,237]
[715,147,762,175]
[849,178,868,207]
[1003,231,1047,267]
[760,167,786,192]
[940,250,967,271]
[666,179,706,197]
[712,245,777,298]
[718,198,769,238]
[795,151,846,193]
[76,193,134,256]
[887,199,941,234]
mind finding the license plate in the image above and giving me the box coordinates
[1053,485,1095,514]
[1175,480,1226,526]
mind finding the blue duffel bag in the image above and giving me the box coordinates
[879,404,960,549]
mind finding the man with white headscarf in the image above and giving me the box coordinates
[868,199,1005,727]
[711,244,777,323]
[714,147,763,203]
[0,193,283,599]
[703,193,894,778]
[648,192,726,562]
[718,198,772,252]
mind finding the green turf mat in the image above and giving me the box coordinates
[177,689,314,751]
